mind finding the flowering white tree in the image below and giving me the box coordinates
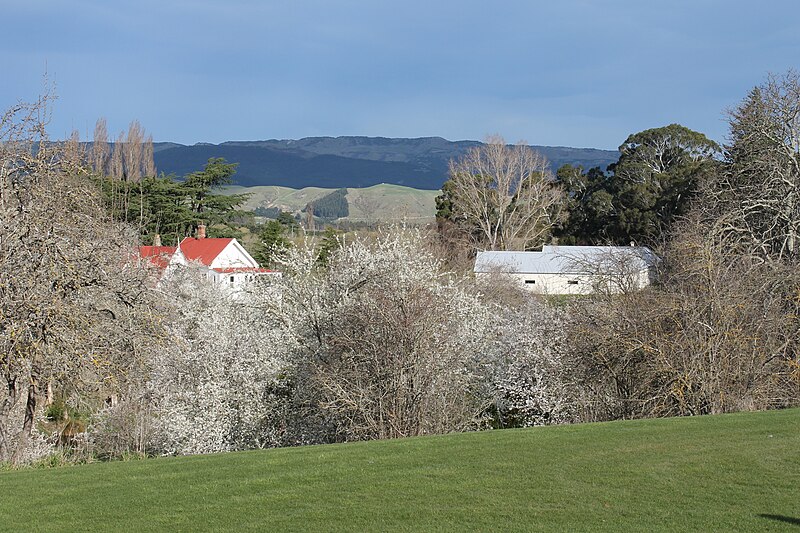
[141,228,577,455]
[270,228,575,439]
[484,300,575,427]
[146,271,296,455]
[269,229,495,440]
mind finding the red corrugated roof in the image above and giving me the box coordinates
[179,237,233,266]
[139,246,176,270]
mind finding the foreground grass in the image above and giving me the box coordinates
[1,409,798,532]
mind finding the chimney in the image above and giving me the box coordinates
[153,234,162,247]
[196,224,206,239]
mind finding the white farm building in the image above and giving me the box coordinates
[138,225,279,289]
[474,245,658,295]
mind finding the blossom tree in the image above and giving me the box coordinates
[269,229,492,439]
[484,300,576,427]
[270,228,575,440]
[146,271,296,455]
[1,90,166,463]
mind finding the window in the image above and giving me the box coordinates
[524,279,536,284]
[230,276,235,284]
[567,280,579,285]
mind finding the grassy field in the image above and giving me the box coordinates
[223,183,440,223]
[1,409,798,532]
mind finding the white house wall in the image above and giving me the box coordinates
[210,270,280,290]
[209,241,259,270]
[168,247,188,268]
[478,268,651,295]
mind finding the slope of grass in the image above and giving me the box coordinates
[223,183,439,223]
[346,183,439,222]
[223,184,334,212]
[1,409,798,532]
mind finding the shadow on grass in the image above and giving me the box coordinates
[759,514,800,527]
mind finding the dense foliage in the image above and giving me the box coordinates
[0,93,168,464]
[95,157,249,245]
[134,229,575,454]
[555,124,720,245]
[306,188,350,220]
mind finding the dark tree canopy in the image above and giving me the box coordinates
[553,165,614,245]
[96,157,249,245]
[255,220,291,268]
[306,188,349,220]
[556,124,720,245]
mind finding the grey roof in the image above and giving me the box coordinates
[474,246,658,275]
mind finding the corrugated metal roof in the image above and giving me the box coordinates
[474,246,657,274]
[178,237,233,266]
[138,246,177,270]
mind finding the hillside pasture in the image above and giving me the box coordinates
[223,183,440,224]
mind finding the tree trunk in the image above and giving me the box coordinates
[10,377,38,464]
[0,376,20,461]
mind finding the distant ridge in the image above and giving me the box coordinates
[153,136,618,189]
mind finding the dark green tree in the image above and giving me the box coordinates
[435,179,458,221]
[255,220,292,267]
[556,124,719,245]
[276,210,300,228]
[316,228,342,266]
[608,124,719,244]
[554,165,614,244]
[306,188,349,220]
[95,157,250,245]
[181,158,248,229]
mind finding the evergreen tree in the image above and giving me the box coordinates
[316,228,342,266]
[255,220,291,268]
[554,165,614,244]
[95,157,249,245]
[306,188,349,220]
[557,125,719,245]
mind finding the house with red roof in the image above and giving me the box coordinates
[139,225,278,288]
[138,244,177,271]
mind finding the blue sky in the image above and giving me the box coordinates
[3,0,799,149]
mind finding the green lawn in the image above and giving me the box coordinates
[1,409,798,532]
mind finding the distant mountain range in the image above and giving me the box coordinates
[153,136,618,190]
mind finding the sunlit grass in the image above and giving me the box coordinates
[1,408,797,532]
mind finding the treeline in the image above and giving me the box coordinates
[435,125,720,251]
[306,188,350,220]
[435,71,800,418]
[55,119,251,245]
[93,157,249,245]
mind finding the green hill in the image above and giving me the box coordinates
[224,183,440,223]
[1,409,798,532]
